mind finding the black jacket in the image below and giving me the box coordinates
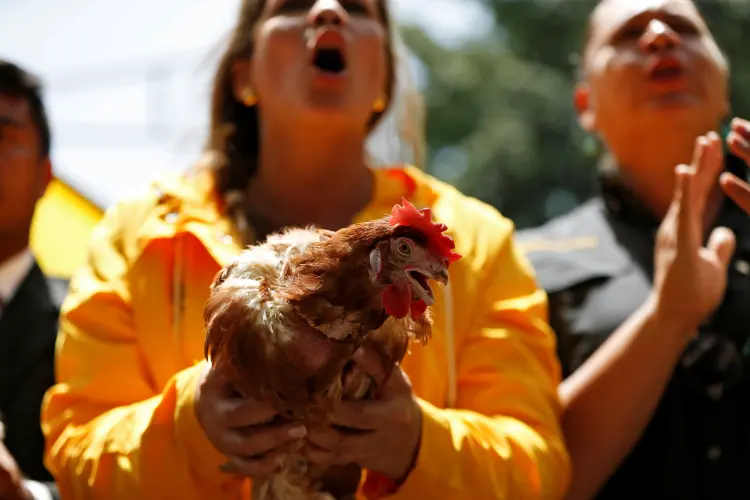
[517,155,750,499]
[0,261,65,500]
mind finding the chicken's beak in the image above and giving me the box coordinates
[432,268,449,286]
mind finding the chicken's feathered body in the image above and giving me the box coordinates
[203,200,460,499]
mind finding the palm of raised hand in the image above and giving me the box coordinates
[653,133,736,330]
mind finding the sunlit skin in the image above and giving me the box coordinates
[575,0,729,219]
[559,3,750,500]
[229,0,388,234]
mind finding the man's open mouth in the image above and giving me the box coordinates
[649,56,684,81]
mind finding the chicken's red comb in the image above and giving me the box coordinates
[389,198,462,263]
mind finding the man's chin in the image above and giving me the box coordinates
[644,91,702,112]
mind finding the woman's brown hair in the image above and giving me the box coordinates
[206,0,397,245]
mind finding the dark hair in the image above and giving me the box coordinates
[0,60,51,157]
[205,0,396,245]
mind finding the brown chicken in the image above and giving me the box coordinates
[203,198,461,500]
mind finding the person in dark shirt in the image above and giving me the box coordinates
[0,59,63,500]
[517,1,750,499]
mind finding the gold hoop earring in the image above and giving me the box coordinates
[373,97,386,113]
[242,88,258,107]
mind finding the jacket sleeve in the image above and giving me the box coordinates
[41,198,234,500]
[386,222,571,500]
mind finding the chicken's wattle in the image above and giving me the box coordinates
[381,282,428,320]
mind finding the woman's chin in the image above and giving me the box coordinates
[296,98,365,124]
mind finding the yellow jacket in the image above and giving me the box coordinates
[42,165,570,499]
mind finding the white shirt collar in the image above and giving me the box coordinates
[0,248,34,305]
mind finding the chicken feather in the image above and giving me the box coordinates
[203,200,460,499]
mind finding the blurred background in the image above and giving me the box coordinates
[1,0,749,278]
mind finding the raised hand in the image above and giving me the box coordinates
[720,118,750,214]
[652,131,736,332]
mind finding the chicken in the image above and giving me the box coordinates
[203,198,461,500]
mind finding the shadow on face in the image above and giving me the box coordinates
[0,94,51,237]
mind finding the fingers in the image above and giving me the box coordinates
[673,164,698,245]
[302,441,353,467]
[220,448,289,478]
[218,422,307,458]
[203,366,280,428]
[706,226,737,269]
[729,118,750,164]
[670,132,723,246]
[303,429,372,466]
[199,366,308,479]
[351,347,389,386]
[720,172,750,216]
[217,425,306,477]
[351,349,412,393]
[218,396,279,429]
[329,400,387,430]
[330,393,417,430]
[692,132,724,215]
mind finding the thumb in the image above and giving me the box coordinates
[352,347,390,386]
[707,226,737,269]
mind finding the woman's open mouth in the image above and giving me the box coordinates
[310,29,348,76]
[313,48,347,74]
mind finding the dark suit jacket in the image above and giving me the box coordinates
[0,261,66,500]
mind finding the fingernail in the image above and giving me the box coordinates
[730,133,749,149]
[289,426,307,438]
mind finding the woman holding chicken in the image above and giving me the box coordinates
[40,1,570,499]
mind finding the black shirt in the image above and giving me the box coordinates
[516,155,750,499]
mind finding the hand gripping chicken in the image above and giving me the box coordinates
[203,198,461,499]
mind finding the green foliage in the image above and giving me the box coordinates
[402,0,750,228]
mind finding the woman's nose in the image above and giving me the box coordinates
[639,19,681,54]
[308,0,346,27]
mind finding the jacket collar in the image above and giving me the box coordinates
[141,162,431,267]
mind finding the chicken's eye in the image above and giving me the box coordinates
[396,239,412,256]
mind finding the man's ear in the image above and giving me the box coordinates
[231,58,254,103]
[574,82,596,133]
